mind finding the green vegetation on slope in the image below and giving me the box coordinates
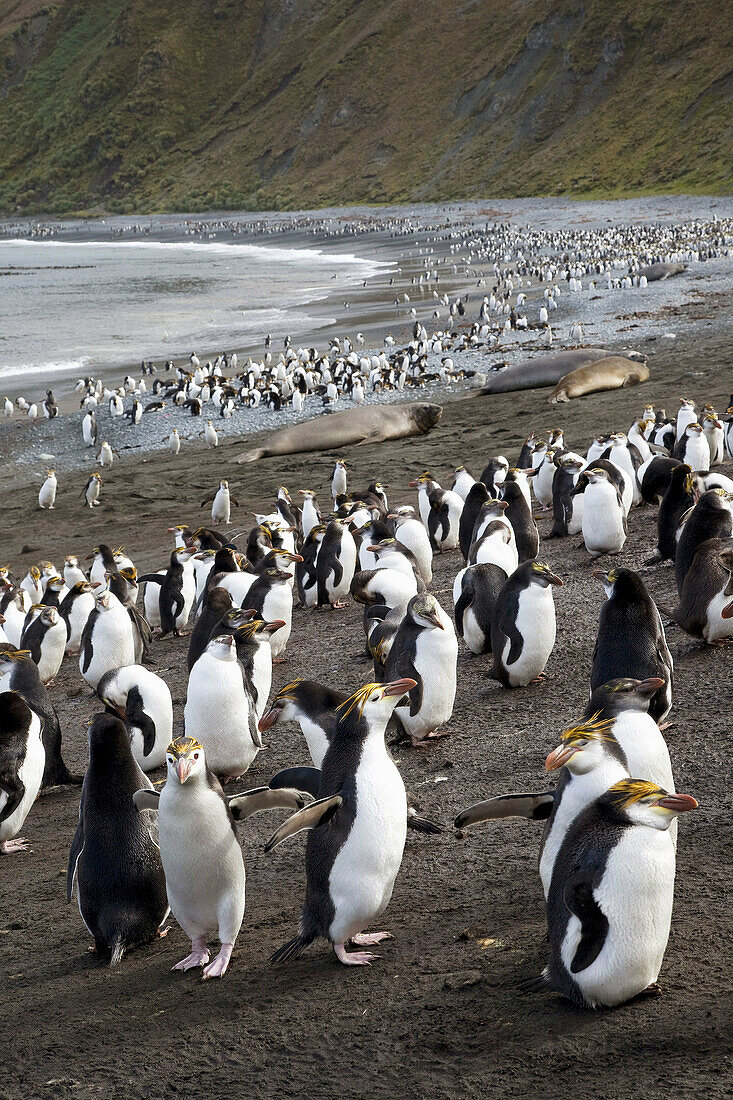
[0,0,730,215]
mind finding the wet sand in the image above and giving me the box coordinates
[0,304,731,1098]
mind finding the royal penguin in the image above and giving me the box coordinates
[0,691,44,854]
[21,567,43,607]
[38,469,57,510]
[20,605,66,685]
[133,735,310,978]
[351,567,418,615]
[532,449,557,511]
[96,666,173,772]
[701,412,724,465]
[450,465,477,502]
[383,593,457,745]
[40,575,66,609]
[675,488,733,594]
[387,506,432,585]
[673,539,733,644]
[590,568,673,723]
[186,586,234,671]
[82,473,103,508]
[298,490,322,539]
[408,475,462,552]
[184,634,260,779]
[542,780,697,1008]
[258,679,346,768]
[316,519,357,609]
[600,433,643,506]
[0,646,76,788]
[458,482,490,560]
[268,679,416,965]
[67,713,169,963]
[491,561,562,687]
[500,479,538,561]
[468,520,518,576]
[87,546,117,587]
[579,468,627,557]
[231,617,282,721]
[651,464,695,563]
[675,398,697,441]
[296,526,326,609]
[548,455,584,538]
[479,456,509,496]
[0,589,27,648]
[673,423,710,470]
[79,591,136,689]
[138,548,196,638]
[637,456,681,505]
[453,563,507,655]
[202,480,238,526]
[367,539,424,586]
[234,564,294,659]
[331,460,348,502]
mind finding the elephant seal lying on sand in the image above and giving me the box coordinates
[237,401,442,463]
[548,356,649,403]
[638,262,686,282]
[464,348,644,397]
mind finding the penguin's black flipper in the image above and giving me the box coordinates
[133,789,160,812]
[200,495,215,507]
[407,806,444,834]
[229,786,313,821]
[268,766,321,798]
[79,611,97,675]
[564,871,608,974]
[270,930,316,965]
[0,773,24,826]
[264,793,343,852]
[454,791,555,831]
[125,687,157,758]
[66,796,84,903]
[137,574,164,585]
[497,599,525,665]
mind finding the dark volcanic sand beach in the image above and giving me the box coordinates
[0,316,731,1099]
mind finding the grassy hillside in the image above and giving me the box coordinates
[0,0,730,215]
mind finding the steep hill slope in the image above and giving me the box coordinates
[0,0,730,215]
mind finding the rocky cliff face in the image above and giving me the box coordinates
[0,0,729,214]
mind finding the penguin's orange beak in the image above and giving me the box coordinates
[545,743,577,771]
[637,677,665,696]
[258,706,281,732]
[381,677,417,699]
[176,758,192,784]
[263,620,286,634]
[655,793,698,813]
[722,601,733,620]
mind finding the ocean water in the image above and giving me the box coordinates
[0,238,386,380]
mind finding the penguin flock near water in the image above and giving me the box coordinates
[1,379,732,1006]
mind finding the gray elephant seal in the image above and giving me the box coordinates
[638,262,686,282]
[237,401,442,463]
[464,348,643,397]
[549,356,649,403]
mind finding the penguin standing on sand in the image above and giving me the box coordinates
[268,679,416,966]
[295,525,325,609]
[383,593,458,745]
[0,691,45,854]
[316,519,357,610]
[20,605,66,685]
[651,464,695,563]
[133,736,310,978]
[453,563,507,655]
[500,480,538,561]
[673,422,710,469]
[542,780,697,1008]
[491,562,562,687]
[548,456,584,538]
[331,460,348,502]
[202,480,238,526]
[458,482,490,560]
[673,539,733,643]
[97,666,173,772]
[38,469,57,510]
[139,548,195,638]
[82,473,102,508]
[579,469,627,557]
[79,591,136,689]
[590,569,673,723]
[0,646,76,788]
[409,475,462,552]
[675,489,733,593]
[184,635,260,779]
[67,713,169,964]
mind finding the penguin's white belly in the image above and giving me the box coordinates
[398,526,432,584]
[582,488,625,556]
[185,666,256,776]
[540,761,626,896]
[705,589,733,641]
[300,717,330,768]
[535,469,554,506]
[221,573,257,604]
[66,598,93,652]
[462,606,486,654]
[177,569,195,630]
[561,830,675,1007]
[503,586,556,686]
[37,628,66,682]
[261,587,292,657]
[212,490,230,524]
[396,627,457,737]
[82,616,135,687]
[326,541,356,601]
[3,610,24,648]
[0,718,45,842]
[328,747,407,944]
[567,494,583,535]
[160,794,245,942]
[452,568,466,608]
[250,646,272,722]
[684,437,709,470]
[144,578,164,629]
[474,533,518,575]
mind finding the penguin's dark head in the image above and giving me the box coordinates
[272,549,304,566]
[0,690,32,736]
[592,566,644,601]
[222,607,257,632]
[602,780,697,830]
[589,676,664,715]
[166,736,205,785]
[528,562,563,588]
[409,593,444,630]
[87,711,128,755]
[39,606,59,627]
[258,678,305,732]
[545,713,616,775]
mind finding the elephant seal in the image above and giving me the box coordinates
[464,348,642,397]
[549,356,650,404]
[638,262,686,282]
[236,401,442,463]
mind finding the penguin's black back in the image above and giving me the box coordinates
[675,537,733,636]
[675,491,733,594]
[640,456,681,505]
[502,482,538,562]
[459,482,489,559]
[490,562,536,685]
[187,587,234,671]
[658,465,694,561]
[454,563,506,651]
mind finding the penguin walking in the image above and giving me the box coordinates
[67,713,169,963]
[675,488,733,593]
[0,691,45,854]
[82,473,103,508]
[580,469,627,557]
[202,480,238,526]
[331,460,348,502]
[316,519,357,609]
[542,780,697,1008]
[591,569,673,723]
[133,736,310,978]
[97,666,173,772]
[79,591,136,689]
[138,548,196,638]
[20,605,66,685]
[268,679,416,965]
[673,539,733,643]
[383,593,457,745]
[184,635,260,779]
[453,563,507,655]
[0,647,77,788]
[38,469,57,510]
[491,562,563,687]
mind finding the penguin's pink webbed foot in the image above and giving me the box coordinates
[172,936,210,971]
[352,932,392,946]
[1,836,29,854]
[334,943,378,966]
[202,943,233,980]
[272,655,287,664]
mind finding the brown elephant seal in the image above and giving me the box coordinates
[548,356,649,404]
[638,262,686,282]
[236,401,442,463]
[464,348,644,397]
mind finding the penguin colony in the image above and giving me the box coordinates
[2,382,732,1007]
